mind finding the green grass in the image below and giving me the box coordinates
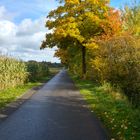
[72,77,140,140]
[49,67,62,75]
[0,82,41,109]
[0,72,56,110]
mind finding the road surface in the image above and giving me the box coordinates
[0,70,108,140]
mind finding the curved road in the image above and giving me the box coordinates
[0,70,108,140]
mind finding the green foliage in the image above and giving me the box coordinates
[26,61,49,81]
[122,3,140,36]
[73,77,140,140]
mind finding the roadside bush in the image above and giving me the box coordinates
[26,61,49,81]
[91,35,140,106]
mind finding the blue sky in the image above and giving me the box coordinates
[0,0,59,24]
[0,0,134,23]
[111,0,132,7]
[0,0,139,62]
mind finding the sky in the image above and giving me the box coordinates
[0,0,138,62]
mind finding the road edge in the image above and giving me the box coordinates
[68,73,110,139]
[0,83,45,123]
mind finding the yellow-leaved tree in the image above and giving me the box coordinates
[41,0,121,78]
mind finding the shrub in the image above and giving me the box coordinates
[26,61,49,81]
[91,35,140,106]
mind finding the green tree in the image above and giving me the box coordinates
[122,2,140,36]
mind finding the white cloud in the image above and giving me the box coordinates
[17,18,46,36]
[0,6,60,63]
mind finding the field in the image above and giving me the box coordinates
[0,55,62,109]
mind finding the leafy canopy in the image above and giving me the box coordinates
[41,0,121,50]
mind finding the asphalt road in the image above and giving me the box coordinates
[0,70,108,140]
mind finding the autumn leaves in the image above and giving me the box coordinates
[41,0,140,106]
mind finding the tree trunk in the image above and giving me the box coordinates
[82,46,86,78]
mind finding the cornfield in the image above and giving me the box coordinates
[0,55,50,90]
[0,55,28,90]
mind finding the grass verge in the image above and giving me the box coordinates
[72,77,140,140]
[0,72,56,110]
[0,82,41,109]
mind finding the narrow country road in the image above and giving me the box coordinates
[0,70,108,140]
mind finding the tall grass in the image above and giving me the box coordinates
[0,55,28,90]
[0,56,50,90]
